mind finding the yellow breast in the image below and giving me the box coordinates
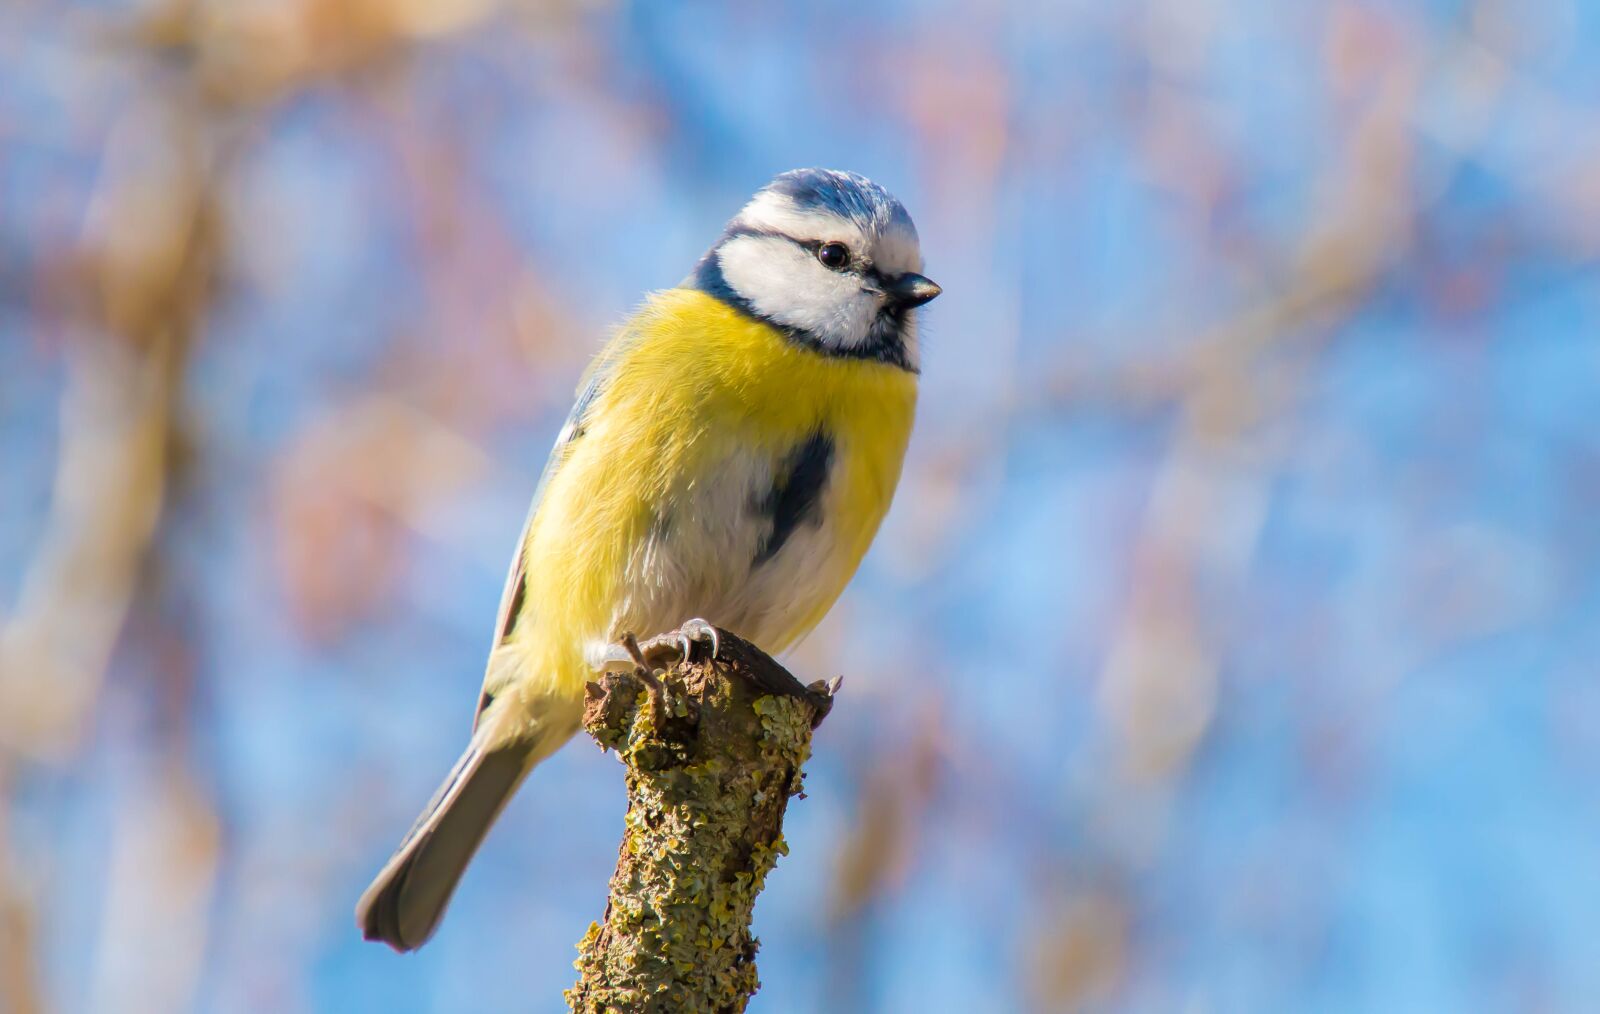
[516,289,916,696]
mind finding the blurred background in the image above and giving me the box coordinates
[3,0,1599,1011]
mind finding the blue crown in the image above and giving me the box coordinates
[761,168,915,236]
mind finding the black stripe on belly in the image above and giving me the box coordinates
[753,431,835,567]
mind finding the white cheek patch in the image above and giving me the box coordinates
[717,234,879,352]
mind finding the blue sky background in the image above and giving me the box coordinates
[3,0,1599,1011]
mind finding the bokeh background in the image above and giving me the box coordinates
[4,0,1599,1011]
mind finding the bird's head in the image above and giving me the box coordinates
[690,169,939,373]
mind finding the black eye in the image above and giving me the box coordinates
[817,242,851,270]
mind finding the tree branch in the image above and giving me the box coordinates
[567,628,835,1014]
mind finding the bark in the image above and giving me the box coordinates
[567,628,835,1014]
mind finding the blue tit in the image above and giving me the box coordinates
[356,168,939,951]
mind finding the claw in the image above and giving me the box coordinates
[678,617,720,661]
[637,619,720,669]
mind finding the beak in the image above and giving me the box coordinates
[885,272,942,308]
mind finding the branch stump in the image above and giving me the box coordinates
[567,628,834,1014]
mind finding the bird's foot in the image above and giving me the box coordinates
[601,622,838,727]
[595,618,719,674]
[637,617,720,669]
[615,631,667,728]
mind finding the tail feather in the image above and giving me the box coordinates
[356,738,532,952]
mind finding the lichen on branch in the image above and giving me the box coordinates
[567,628,834,1014]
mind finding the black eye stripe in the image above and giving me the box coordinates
[717,226,862,270]
[793,238,849,259]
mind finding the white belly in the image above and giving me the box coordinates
[607,443,850,655]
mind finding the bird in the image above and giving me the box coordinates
[355,168,939,952]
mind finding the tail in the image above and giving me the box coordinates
[355,735,534,952]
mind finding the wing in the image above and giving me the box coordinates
[486,372,604,648]
[473,346,622,726]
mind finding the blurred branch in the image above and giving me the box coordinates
[5,0,587,1003]
[0,8,224,761]
[0,311,198,762]
[1026,888,1128,1012]
[1010,23,1430,1000]
[0,8,224,1013]
[0,767,42,1014]
[1093,50,1419,785]
[568,629,834,1014]
[0,134,211,1014]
